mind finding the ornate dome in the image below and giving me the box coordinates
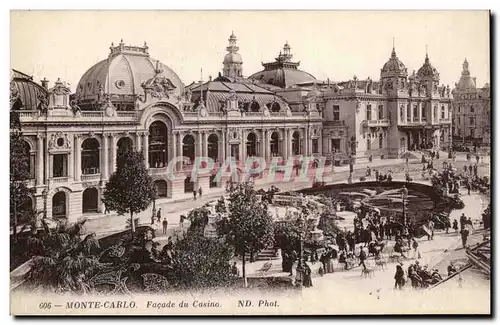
[417,54,440,81]
[249,42,316,88]
[10,69,48,110]
[381,47,408,78]
[76,40,184,101]
[456,58,476,89]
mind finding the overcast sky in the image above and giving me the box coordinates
[10,11,490,91]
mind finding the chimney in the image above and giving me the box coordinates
[41,78,49,89]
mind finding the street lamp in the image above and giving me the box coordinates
[42,188,48,219]
[401,185,408,236]
[347,136,358,183]
[330,148,336,172]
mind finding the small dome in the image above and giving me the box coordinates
[417,54,440,81]
[223,52,243,64]
[381,47,408,78]
[455,58,476,90]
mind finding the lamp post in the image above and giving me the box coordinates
[330,148,336,173]
[347,136,358,183]
[401,185,408,236]
[42,188,48,219]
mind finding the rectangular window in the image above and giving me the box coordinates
[378,105,383,119]
[367,137,371,150]
[312,139,319,153]
[413,105,418,121]
[366,105,372,120]
[53,154,68,178]
[469,117,474,125]
[333,105,340,121]
[441,106,445,119]
[470,106,474,113]
[406,104,411,121]
[470,129,475,138]
[378,134,383,148]
[458,117,461,124]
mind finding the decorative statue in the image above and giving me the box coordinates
[446,85,451,97]
[185,88,192,102]
[70,98,82,115]
[37,93,49,113]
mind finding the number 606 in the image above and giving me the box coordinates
[39,302,51,309]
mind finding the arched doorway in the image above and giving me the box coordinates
[270,132,280,157]
[207,134,218,162]
[149,121,168,168]
[292,131,300,155]
[82,187,98,214]
[184,175,195,193]
[154,179,168,198]
[183,134,195,164]
[246,132,257,157]
[81,138,100,175]
[52,192,67,219]
[117,137,133,157]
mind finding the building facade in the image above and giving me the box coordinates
[451,59,491,145]
[11,35,453,222]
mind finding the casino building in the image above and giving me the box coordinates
[11,33,453,221]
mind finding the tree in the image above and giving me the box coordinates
[187,205,211,235]
[169,232,235,289]
[102,150,156,235]
[24,218,103,294]
[215,182,274,287]
[10,110,33,242]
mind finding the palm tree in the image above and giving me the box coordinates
[23,218,104,294]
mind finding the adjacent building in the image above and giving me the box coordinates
[10,34,455,221]
[451,59,491,145]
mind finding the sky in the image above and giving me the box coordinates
[10,11,490,91]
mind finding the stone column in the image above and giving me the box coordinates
[220,131,225,163]
[178,131,183,171]
[136,132,142,152]
[304,129,309,156]
[241,130,246,162]
[202,131,207,158]
[110,134,117,173]
[261,130,266,161]
[49,155,53,178]
[197,132,202,159]
[419,103,423,122]
[36,134,44,186]
[102,133,109,180]
[68,139,74,180]
[282,129,288,159]
[173,132,178,159]
[74,134,81,182]
[143,131,149,168]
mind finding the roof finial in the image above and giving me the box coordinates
[425,44,428,58]
[391,38,397,58]
[393,37,395,50]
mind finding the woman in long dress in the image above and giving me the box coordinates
[326,250,335,273]
[303,262,313,288]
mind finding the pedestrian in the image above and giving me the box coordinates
[198,187,203,198]
[359,247,367,270]
[427,219,435,240]
[467,182,471,195]
[394,263,406,290]
[476,154,480,164]
[302,261,313,288]
[461,228,470,249]
[459,213,467,230]
[156,208,162,223]
[468,165,473,174]
[231,262,240,277]
[452,219,458,233]
[179,214,185,228]
[412,238,419,259]
[193,189,197,200]
[162,217,168,235]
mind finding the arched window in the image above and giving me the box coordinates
[292,131,300,155]
[82,187,99,214]
[379,134,383,148]
[250,101,260,112]
[270,102,281,112]
[52,192,66,219]
[270,132,280,156]
[81,138,100,175]
[117,137,133,157]
[207,134,219,162]
[149,121,168,168]
[21,140,35,179]
[246,133,257,157]
[183,135,196,164]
